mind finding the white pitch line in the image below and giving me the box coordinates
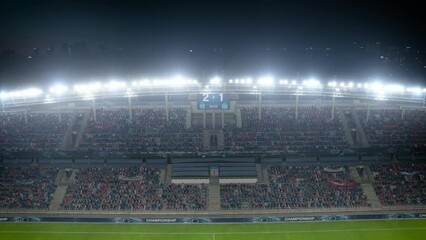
[213,232,215,240]
[0,227,426,235]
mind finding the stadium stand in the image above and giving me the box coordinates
[0,167,59,209]
[1,103,425,213]
[60,167,208,210]
[224,106,349,153]
[0,112,72,152]
[371,162,426,205]
[221,165,370,209]
[357,109,426,150]
[78,108,203,153]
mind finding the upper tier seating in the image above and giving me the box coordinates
[225,106,349,153]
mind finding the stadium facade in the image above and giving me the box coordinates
[0,78,425,217]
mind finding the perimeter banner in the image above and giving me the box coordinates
[1,213,425,223]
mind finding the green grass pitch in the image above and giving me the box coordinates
[1,219,425,240]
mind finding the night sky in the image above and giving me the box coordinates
[0,0,425,87]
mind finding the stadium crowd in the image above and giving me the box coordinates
[224,106,349,153]
[221,165,369,209]
[60,167,208,211]
[0,167,59,209]
[0,112,72,152]
[357,109,426,150]
[371,162,426,205]
[78,108,202,153]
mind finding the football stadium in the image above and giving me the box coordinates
[1,77,426,239]
[1,0,426,239]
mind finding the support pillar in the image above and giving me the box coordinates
[212,112,216,129]
[165,92,169,121]
[128,96,132,121]
[366,104,370,122]
[92,99,97,122]
[258,93,262,120]
[221,111,224,129]
[295,94,299,120]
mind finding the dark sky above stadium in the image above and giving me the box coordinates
[0,0,424,51]
[0,0,425,89]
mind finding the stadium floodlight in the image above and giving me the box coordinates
[210,76,221,85]
[348,82,354,88]
[291,80,297,85]
[0,91,7,100]
[407,87,422,95]
[139,79,152,87]
[21,88,43,98]
[73,84,84,94]
[384,84,405,93]
[74,82,102,94]
[356,83,362,88]
[370,82,383,92]
[303,78,321,88]
[246,77,253,84]
[363,83,370,89]
[7,90,22,98]
[257,76,274,86]
[279,79,289,85]
[328,81,337,87]
[49,84,68,95]
[228,79,233,84]
[168,75,187,87]
[105,80,127,91]
[88,82,102,92]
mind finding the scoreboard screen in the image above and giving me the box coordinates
[197,93,229,110]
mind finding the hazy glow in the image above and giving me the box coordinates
[209,76,221,85]
[229,77,253,85]
[370,82,384,92]
[22,88,43,98]
[49,84,68,95]
[328,81,337,87]
[257,76,274,86]
[1,75,426,103]
[105,80,127,91]
[74,82,102,94]
[384,84,405,93]
[407,87,422,95]
[279,79,288,85]
[303,78,321,88]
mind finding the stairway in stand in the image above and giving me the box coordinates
[49,168,76,211]
[208,176,221,211]
[49,185,68,211]
[361,183,381,208]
